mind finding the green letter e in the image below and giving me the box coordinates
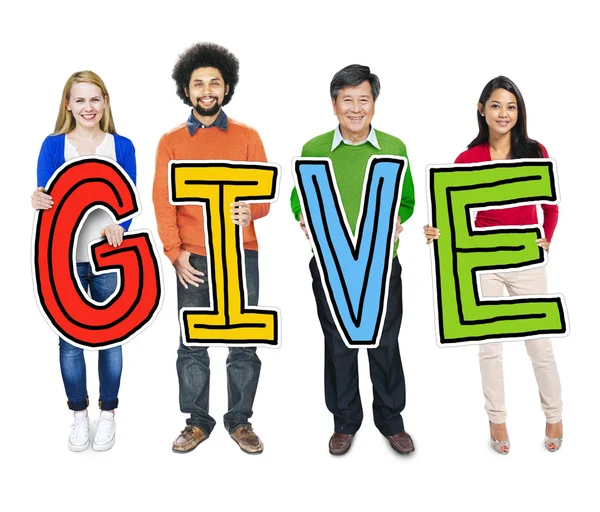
[427,159,568,346]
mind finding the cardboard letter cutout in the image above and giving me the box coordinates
[293,156,406,348]
[33,157,163,350]
[169,160,280,347]
[427,159,569,346]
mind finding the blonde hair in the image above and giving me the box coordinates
[53,70,116,134]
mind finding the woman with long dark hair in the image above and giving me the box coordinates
[424,76,562,454]
[31,71,136,452]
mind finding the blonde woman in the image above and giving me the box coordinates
[31,71,136,451]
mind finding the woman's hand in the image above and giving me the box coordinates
[537,237,550,251]
[423,224,440,244]
[31,187,53,210]
[100,224,125,247]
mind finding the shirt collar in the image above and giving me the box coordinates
[187,109,228,136]
[331,125,380,151]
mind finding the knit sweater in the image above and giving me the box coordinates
[36,133,136,232]
[153,118,269,263]
[290,129,415,256]
[455,142,559,242]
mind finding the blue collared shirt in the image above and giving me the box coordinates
[187,109,229,136]
[331,125,380,151]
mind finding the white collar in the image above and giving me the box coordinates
[331,125,380,151]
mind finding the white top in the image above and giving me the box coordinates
[64,133,117,262]
[331,125,381,151]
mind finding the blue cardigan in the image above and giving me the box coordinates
[36,133,137,230]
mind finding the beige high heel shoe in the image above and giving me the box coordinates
[545,421,563,452]
[489,422,510,455]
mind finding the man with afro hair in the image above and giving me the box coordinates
[153,42,270,455]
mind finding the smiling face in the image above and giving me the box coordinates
[186,66,229,123]
[332,80,375,143]
[479,88,518,138]
[66,81,107,129]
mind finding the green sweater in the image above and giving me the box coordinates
[290,129,415,255]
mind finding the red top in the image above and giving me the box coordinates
[454,142,559,242]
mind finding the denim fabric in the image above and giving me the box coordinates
[59,263,122,411]
[176,250,261,435]
[310,257,406,437]
[187,109,228,135]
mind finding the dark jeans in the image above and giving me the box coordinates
[310,256,406,437]
[59,263,122,411]
[176,250,261,436]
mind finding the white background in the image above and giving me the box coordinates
[1,0,597,510]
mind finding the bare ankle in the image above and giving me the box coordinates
[489,421,508,440]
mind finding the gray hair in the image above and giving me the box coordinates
[330,64,380,101]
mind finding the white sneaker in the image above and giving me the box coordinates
[68,410,90,452]
[93,411,116,451]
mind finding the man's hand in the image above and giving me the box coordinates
[423,224,440,244]
[299,213,309,240]
[174,250,205,289]
[231,201,252,228]
[537,237,550,251]
[100,224,125,247]
[394,215,403,243]
[31,187,53,210]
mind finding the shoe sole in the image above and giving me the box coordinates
[391,446,415,455]
[68,440,90,452]
[237,446,263,454]
[329,448,351,455]
[92,436,115,452]
[234,443,264,455]
[545,443,561,452]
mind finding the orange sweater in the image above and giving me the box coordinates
[153,118,270,263]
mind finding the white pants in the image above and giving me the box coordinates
[478,266,562,424]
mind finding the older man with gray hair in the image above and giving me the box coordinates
[290,64,416,455]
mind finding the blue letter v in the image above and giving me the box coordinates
[294,156,406,347]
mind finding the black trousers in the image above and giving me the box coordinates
[310,257,406,437]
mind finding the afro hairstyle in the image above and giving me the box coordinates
[172,42,240,107]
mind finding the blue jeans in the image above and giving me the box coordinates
[59,263,122,411]
[176,250,261,436]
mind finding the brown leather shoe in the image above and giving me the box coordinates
[386,431,415,454]
[329,432,353,455]
[230,425,264,454]
[172,425,207,453]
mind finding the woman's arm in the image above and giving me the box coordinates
[33,136,60,209]
[115,135,137,231]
